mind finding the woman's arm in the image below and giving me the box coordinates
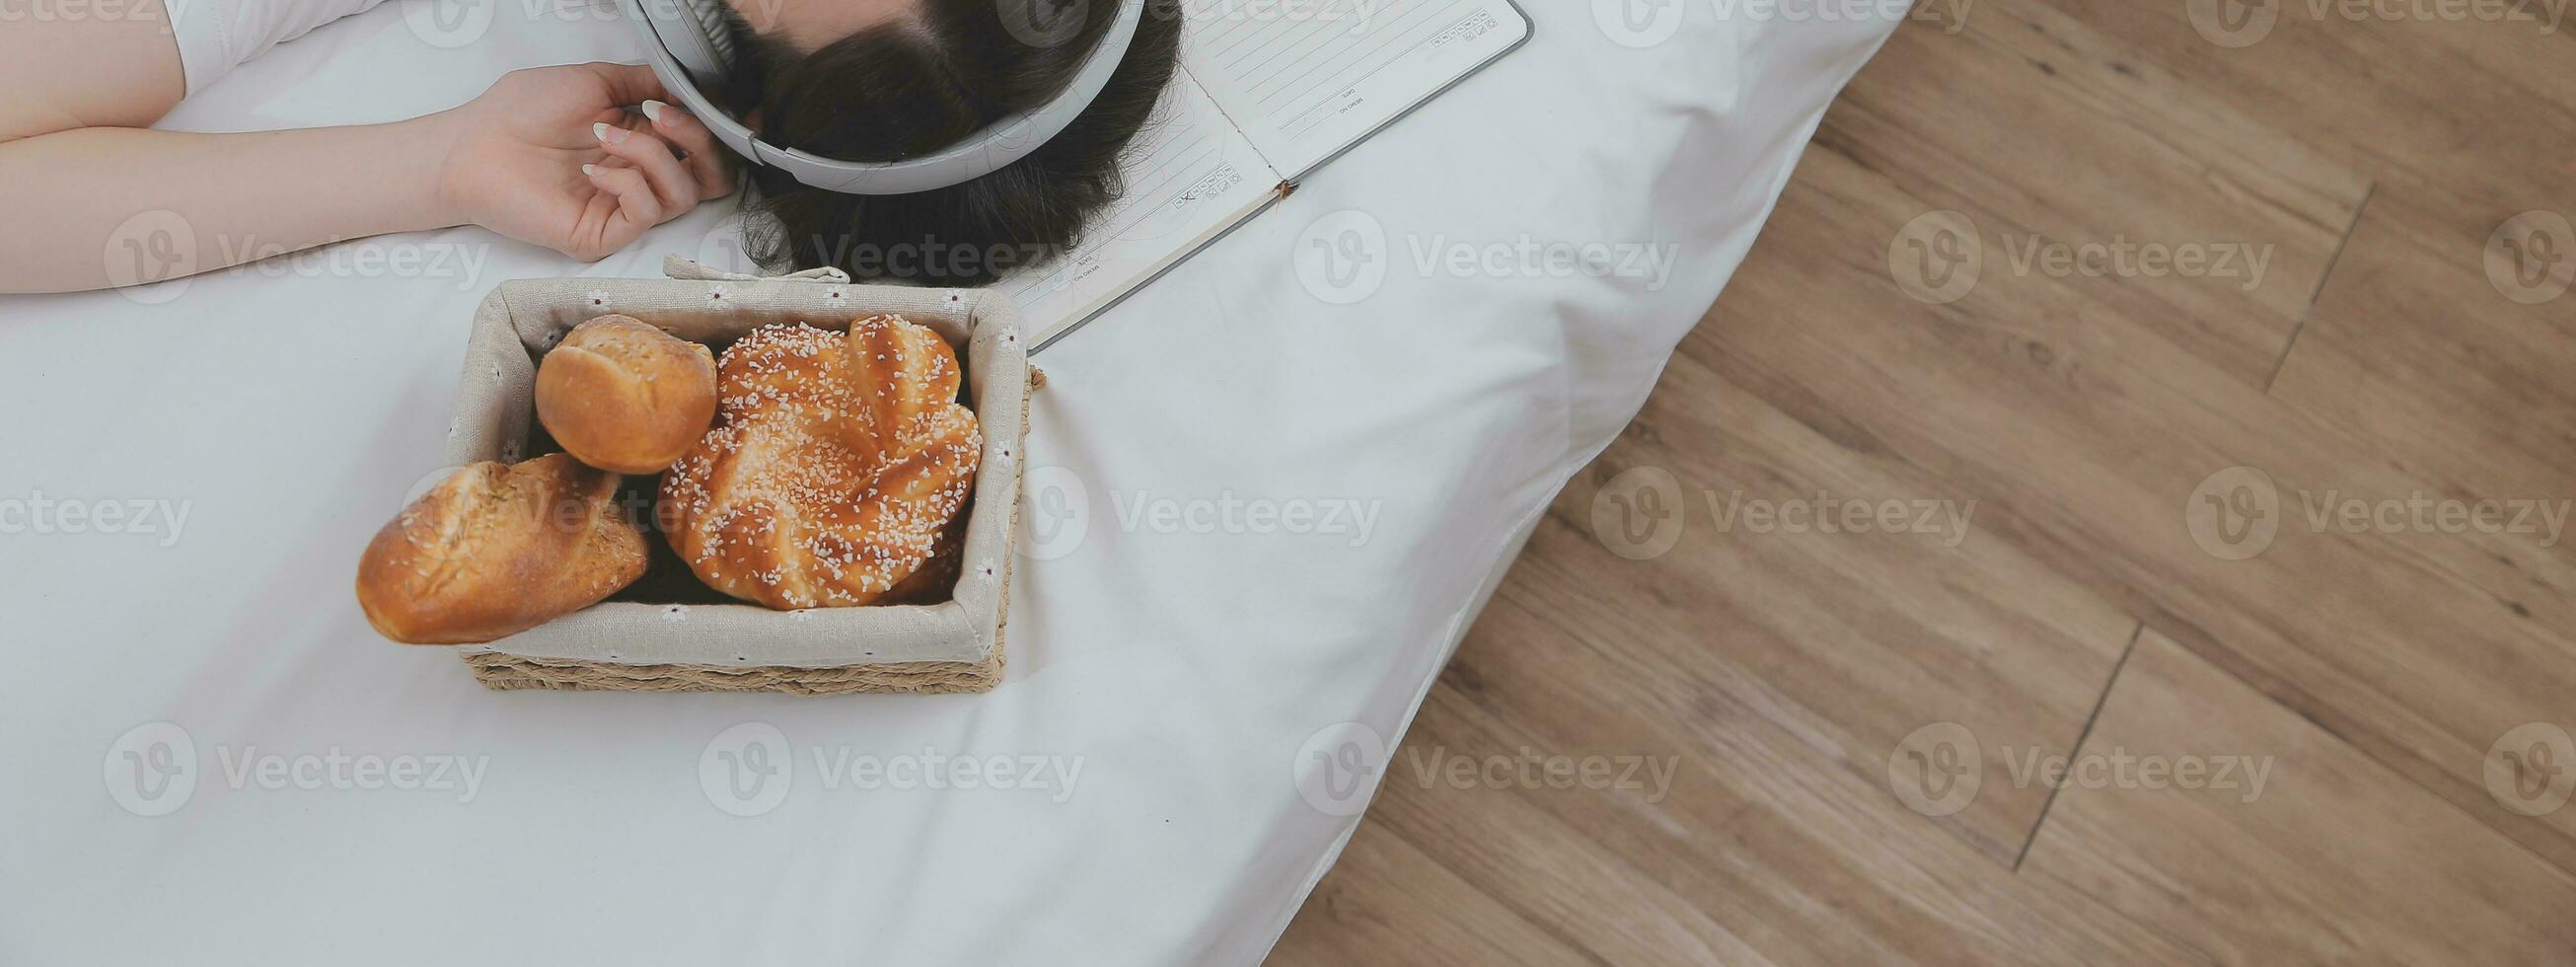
[0,6,732,295]
[0,3,184,139]
[0,121,457,293]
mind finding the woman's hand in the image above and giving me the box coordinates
[1,57,738,293]
[427,63,736,261]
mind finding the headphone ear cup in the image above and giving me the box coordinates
[683,0,736,72]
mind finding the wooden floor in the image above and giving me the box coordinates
[1271,3,2576,963]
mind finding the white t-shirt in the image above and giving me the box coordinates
[166,0,393,95]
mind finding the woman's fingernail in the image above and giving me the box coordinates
[581,164,603,177]
[592,122,628,145]
[640,100,668,125]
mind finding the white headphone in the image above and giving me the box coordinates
[622,0,1147,195]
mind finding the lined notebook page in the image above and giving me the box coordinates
[999,76,1281,341]
[1181,0,1528,175]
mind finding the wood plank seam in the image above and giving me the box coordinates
[2014,620,2147,873]
[2265,181,2377,393]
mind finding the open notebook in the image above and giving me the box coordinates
[1000,0,1532,347]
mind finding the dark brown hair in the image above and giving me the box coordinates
[722,0,1182,284]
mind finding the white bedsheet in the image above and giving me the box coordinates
[0,3,1898,963]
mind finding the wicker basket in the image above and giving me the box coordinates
[436,257,1032,695]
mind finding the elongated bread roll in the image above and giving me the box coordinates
[356,454,648,644]
[535,314,718,474]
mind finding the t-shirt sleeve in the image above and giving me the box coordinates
[165,0,395,96]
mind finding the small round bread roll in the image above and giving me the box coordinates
[535,314,717,474]
[355,454,649,644]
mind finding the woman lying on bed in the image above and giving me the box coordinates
[0,0,1178,293]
